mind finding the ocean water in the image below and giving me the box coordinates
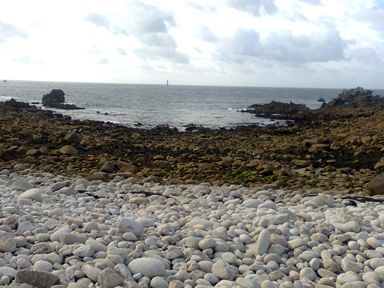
[1,80,379,129]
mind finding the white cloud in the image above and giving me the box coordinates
[0,21,27,43]
[0,0,382,87]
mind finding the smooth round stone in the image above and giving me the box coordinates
[184,236,202,249]
[221,252,237,264]
[128,258,166,277]
[310,232,328,243]
[117,217,143,237]
[0,234,16,252]
[212,260,235,280]
[362,271,380,284]
[309,258,321,271]
[73,245,95,257]
[334,221,360,233]
[0,267,17,278]
[249,229,270,256]
[18,188,43,202]
[50,227,72,241]
[150,276,168,288]
[36,233,50,242]
[204,273,219,285]
[288,238,307,249]
[341,258,362,273]
[34,260,53,272]
[198,261,213,273]
[83,222,99,233]
[300,267,316,281]
[348,241,360,250]
[17,258,31,269]
[374,266,384,277]
[98,267,124,288]
[82,264,102,282]
[366,237,382,249]
[337,271,361,285]
[0,276,10,285]
[199,238,216,250]
[123,232,138,241]
[369,258,384,269]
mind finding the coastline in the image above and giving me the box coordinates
[0,100,383,193]
[0,100,383,287]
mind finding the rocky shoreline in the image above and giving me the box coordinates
[0,98,384,193]
[0,97,384,287]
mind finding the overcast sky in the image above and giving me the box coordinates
[0,0,383,88]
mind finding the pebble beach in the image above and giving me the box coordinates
[1,96,384,287]
[0,170,383,287]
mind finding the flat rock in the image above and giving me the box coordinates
[18,188,42,202]
[98,267,124,288]
[16,270,60,288]
[128,257,166,277]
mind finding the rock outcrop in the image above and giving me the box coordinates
[246,101,310,120]
[42,89,84,110]
[323,87,384,108]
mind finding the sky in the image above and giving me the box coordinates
[0,0,383,88]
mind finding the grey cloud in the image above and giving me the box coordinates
[136,47,189,64]
[226,0,277,16]
[261,29,345,62]
[357,3,384,36]
[85,13,128,35]
[0,21,27,43]
[138,33,176,48]
[222,29,262,57]
[199,26,218,42]
[14,55,43,64]
[117,48,127,55]
[85,13,110,29]
[129,4,174,34]
[98,58,109,65]
[126,2,176,49]
[218,28,345,65]
[299,0,322,5]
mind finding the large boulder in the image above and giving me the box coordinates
[42,89,65,106]
[42,89,84,110]
[366,173,384,196]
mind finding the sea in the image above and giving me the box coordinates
[1,80,382,130]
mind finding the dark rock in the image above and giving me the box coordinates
[64,130,81,144]
[42,89,84,110]
[247,101,310,120]
[3,98,32,109]
[318,97,326,102]
[89,172,109,181]
[16,270,60,288]
[324,87,384,108]
[42,89,65,106]
[366,173,384,196]
[100,161,117,173]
